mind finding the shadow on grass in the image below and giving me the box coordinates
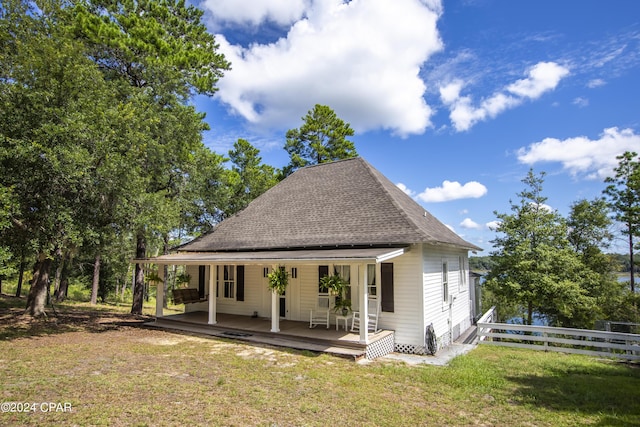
[0,294,153,341]
[505,362,640,426]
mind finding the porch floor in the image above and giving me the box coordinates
[147,311,395,360]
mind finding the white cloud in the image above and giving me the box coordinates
[460,218,481,229]
[572,97,589,108]
[440,61,569,132]
[209,0,444,136]
[587,78,606,88]
[486,220,501,230]
[396,183,416,197]
[506,62,570,99]
[517,127,640,180]
[204,0,311,26]
[417,180,488,203]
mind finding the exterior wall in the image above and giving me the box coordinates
[377,245,425,351]
[422,245,472,351]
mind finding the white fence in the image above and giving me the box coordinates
[477,307,640,361]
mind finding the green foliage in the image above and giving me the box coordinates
[267,266,289,295]
[226,139,278,216]
[486,170,598,327]
[283,104,356,177]
[603,151,640,293]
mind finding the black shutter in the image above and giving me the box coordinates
[198,265,206,298]
[381,263,394,312]
[236,265,245,301]
[318,265,329,292]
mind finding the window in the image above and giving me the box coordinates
[367,264,376,297]
[291,267,298,279]
[442,261,449,303]
[334,265,351,301]
[263,267,270,278]
[223,265,235,299]
[318,265,329,294]
[458,256,467,292]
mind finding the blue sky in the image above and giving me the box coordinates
[193,0,640,253]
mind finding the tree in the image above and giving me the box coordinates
[603,151,640,293]
[0,0,120,316]
[226,139,278,215]
[283,104,356,177]
[486,170,596,327]
[567,198,624,322]
[73,0,230,314]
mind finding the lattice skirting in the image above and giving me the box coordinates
[365,333,395,359]
[394,343,427,355]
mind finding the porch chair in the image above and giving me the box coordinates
[309,295,330,329]
[351,298,380,333]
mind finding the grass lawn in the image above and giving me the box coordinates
[1,295,639,426]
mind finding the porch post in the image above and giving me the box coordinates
[208,264,217,325]
[270,290,280,332]
[359,263,369,344]
[270,264,280,332]
[155,265,164,318]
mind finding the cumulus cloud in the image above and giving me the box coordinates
[460,218,482,229]
[486,220,501,230]
[207,0,443,136]
[517,127,640,180]
[440,61,570,132]
[396,183,416,197]
[506,62,570,99]
[204,0,311,26]
[417,180,488,203]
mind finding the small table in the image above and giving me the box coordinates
[334,314,350,331]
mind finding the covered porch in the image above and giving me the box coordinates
[148,311,395,360]
[141,247,406,356]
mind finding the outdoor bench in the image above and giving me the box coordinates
[172,288,207,305]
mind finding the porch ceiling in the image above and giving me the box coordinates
[135,247,407,265]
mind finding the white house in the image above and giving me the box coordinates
[143,157,481,357]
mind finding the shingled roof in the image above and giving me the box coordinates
[180,157,481,252]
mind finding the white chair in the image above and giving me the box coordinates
[309,296,330,328]
[351,298,380,333]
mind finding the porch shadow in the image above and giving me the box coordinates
[148,311,395,361]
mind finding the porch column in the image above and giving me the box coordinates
[270,264,280,332]
[359,263,369,344]
[270,290,280,332]
[208,265,217,325]
[155,265,164,318]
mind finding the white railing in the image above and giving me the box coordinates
[476,306,497,342]
[477,316,640,361]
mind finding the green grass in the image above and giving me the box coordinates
[1,295,639,426]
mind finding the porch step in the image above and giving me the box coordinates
[148,318,367,361]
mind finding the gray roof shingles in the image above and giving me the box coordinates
[180,157,482,252]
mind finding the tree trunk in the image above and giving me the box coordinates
[527,301,533,326]
[629,230,635,294]
[90,252,101,305]
[25,253,52,317]
[57,278,68,302]
[53,252,65,299]
[15,253,25,297]
[131,233,146,315]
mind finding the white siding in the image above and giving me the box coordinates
[378,245,424,347]
[422,245,472,348]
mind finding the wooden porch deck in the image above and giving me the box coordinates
[148,311,395,360]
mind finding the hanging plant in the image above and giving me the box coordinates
[267,266,289,295]
[319,273,346,296]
